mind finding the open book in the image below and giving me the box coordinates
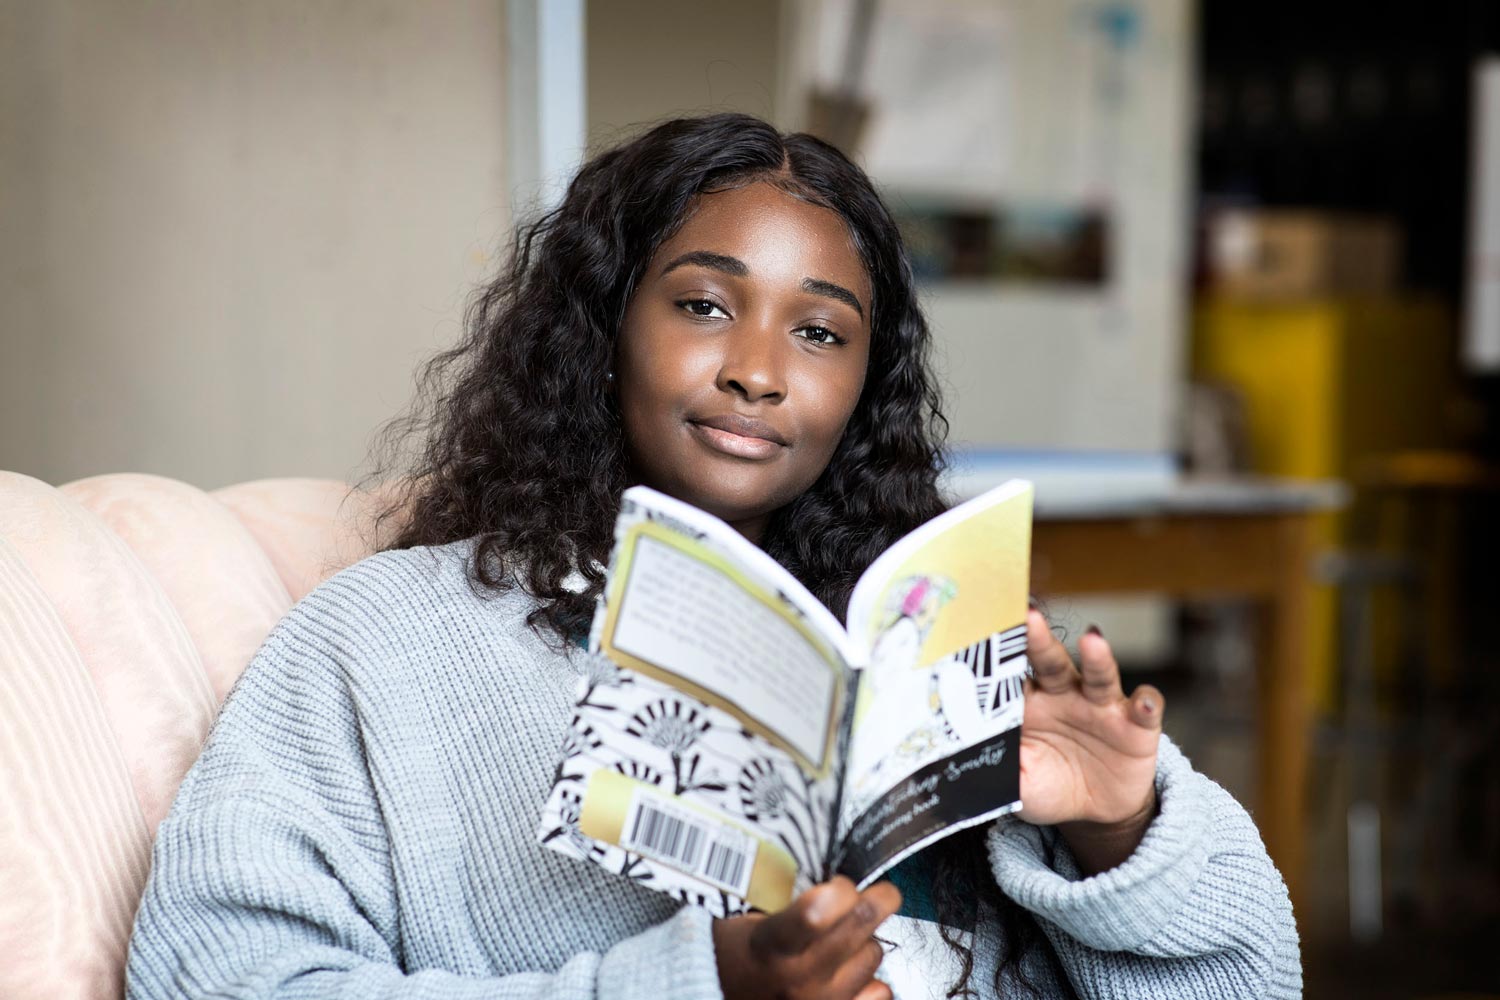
[537,480,1033,917]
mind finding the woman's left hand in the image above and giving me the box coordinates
[1016,609,1163,871]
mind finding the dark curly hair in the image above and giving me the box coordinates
[363,112,1074,1000]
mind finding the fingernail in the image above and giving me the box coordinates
[805,890,834,925]
[1085,623,1103,637]
[1028,596,1040,610]
[1140,696,1156,714]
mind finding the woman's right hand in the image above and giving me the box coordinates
[712,877,901,1000]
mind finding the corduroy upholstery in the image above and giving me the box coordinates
[0,472,392,1000]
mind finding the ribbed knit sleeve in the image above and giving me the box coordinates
[128,797,719,1000]
[125,544,724,1000]
[986,734,1302,998]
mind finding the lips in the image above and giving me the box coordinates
[687,413,789,459]
[691,413,788,445]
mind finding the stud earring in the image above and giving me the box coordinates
[605,371,615,382]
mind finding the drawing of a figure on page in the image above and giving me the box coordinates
[844,575,958,819]
[842,574,1028,834]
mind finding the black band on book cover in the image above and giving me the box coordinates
[836,726,1021,885]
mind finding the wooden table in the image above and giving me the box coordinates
[1025,477,1346,917]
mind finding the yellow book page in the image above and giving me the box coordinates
[847,481,1033,661]
[836,481,1033,882]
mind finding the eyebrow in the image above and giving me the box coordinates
[660,250,866,320]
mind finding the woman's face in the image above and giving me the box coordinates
[616,181,872,542]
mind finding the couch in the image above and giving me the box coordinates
[0,472,393,1000]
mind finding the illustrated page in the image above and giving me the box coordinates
[538,487,852,916]
[835,480,1034,886]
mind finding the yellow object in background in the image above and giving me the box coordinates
[1194,296,1458,711]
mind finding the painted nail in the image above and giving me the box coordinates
[1028,596,1040,610]
[1141,697,1156,714]
[1085,624,1103,637]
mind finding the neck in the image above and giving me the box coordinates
[727,512,770,546]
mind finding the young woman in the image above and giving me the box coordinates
[126,114,1301,1000]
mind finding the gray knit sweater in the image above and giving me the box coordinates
[125,538,1302,999]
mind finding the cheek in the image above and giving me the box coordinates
[620,338,713,413]
[795,366,867,457]
[616,324,720,442]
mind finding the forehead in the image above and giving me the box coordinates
[653,182,871,297]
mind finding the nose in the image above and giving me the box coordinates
[714,315,786,402]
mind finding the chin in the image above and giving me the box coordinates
[670,466,793,525]
[682,479,777,523]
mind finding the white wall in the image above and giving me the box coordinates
[585,0,784,148]
[0,1,509,489]
[790,0,1194,457]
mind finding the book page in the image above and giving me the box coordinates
[612,534,836,766]
[834,480,1033,887]
[538,487,850,916]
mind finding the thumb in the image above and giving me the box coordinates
[1127,684,1165,731]
[752,877,858,958]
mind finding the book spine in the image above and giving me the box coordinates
[822,667,862,877]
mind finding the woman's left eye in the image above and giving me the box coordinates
[795,325,845,346]
[677,298,728,319]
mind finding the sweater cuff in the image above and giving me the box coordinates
[596,904,723,1000]
[986,733,1214,952]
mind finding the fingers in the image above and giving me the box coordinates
[1030,614,1146,716]
[825,939,888,999]
[1078,626,1124,706]
[851,979,894,1000]
[804,880,900,971]
[1025,609,1078,694]
[1127,683,1166,731]
[750,879,899,1000]
[752,876,860,957]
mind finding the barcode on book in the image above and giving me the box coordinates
[619,789,757,898]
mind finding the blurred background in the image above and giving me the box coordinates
[2,1,1498,995]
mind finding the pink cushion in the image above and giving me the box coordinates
[0,470,392,1000]
[0,539,152,1000]
[212,478,395,603]
[0,473,217,836]
[61,475,294,703]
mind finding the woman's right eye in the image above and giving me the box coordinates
[677,298,728,319]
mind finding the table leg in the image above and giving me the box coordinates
[1256,514,1313,922]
